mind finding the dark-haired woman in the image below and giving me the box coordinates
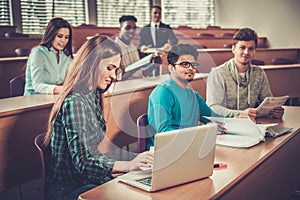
[24,17,73,95]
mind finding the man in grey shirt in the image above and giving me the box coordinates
[206,28,284,121]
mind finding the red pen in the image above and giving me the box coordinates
[214,163,227,168]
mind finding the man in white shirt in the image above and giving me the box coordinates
[138,5,178,76]
[139,5,178,53]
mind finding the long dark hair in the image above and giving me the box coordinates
[40,17,73,58]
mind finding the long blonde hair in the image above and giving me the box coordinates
[44,35,121,145]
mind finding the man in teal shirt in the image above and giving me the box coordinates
[147,44,221,148]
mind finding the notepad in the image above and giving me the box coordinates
[256,95,289,117]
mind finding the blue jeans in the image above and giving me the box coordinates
[46,182,97,200]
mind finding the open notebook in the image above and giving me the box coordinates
[124,54,153,73]
[205,117,292,148]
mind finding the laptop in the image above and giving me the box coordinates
[117,123,217,192]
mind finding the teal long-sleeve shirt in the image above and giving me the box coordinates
[24,45,71,95]
[147,78,220,147]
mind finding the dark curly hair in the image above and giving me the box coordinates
[167,44,198,65]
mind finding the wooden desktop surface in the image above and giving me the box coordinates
[72,27,239,51]
[178,37,267,48]
[1,48,299,98]
[0,74,207,191]
[173,28,238,38]
[197,48,300,73]
[99,73,207,152]
[262,64,300,98]
[0,94,57,191]
[0,56,28,98]
[79,106,300,200]
[0,37,41,57]
[0,26,17,37]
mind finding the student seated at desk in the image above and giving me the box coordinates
[206,28,284,121]
[24,18,73,95]
[115,15,154,80]
[43,36,153,200]
[147,44,224,149]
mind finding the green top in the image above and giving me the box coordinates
[47,89,115,186]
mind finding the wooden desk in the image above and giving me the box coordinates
[262,64,300,98]
[73,27,238,51]
[1,47,299,99]
[0,94,57,191]
[0,37,41,57]
[174,28,238,38]
[197,48,300,73]
[0,26,17,37]
[79,106,300,200]
[73,26,119,52]
[178,37,267,48]
[100,73,207,153]
[0,56,28,98]
[0,74,207,191]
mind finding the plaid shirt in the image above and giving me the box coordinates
[115,36,143,79]
[47,89,115,186]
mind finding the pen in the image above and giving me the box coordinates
[214,163,227,168]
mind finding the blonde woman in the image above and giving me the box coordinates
[44,35,153,200]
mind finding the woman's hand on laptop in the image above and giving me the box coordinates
[128,151,154,171]
[112,151,154,173]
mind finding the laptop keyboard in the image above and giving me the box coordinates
[135,177,152,186]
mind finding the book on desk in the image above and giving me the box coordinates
[205,117,292,148]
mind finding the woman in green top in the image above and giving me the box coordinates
[24,18,73,95]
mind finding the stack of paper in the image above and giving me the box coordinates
[204,117,292,148]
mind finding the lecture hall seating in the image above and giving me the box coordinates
[0,26,17,37]
[0,37,41,57]
[1,63,300,192]
[0,74,207,191]
[1,47,299,99]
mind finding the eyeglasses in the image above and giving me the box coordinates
[173,61,200,69]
